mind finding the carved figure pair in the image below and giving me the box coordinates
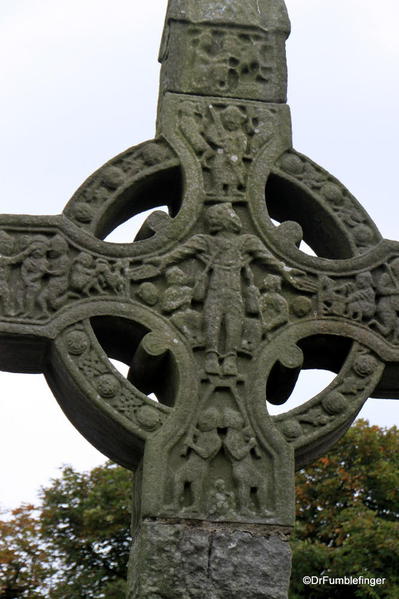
[0,235,69,317]
[172,407,267,516]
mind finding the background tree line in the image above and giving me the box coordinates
[1,420,398,598]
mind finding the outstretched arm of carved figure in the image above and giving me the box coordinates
[252,250,308,287]
[146,234,208,270]
[244,236,285,271]
[243,237,316,291]
[282,269,318,293]
[0,246,32,266]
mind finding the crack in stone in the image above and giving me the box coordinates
[207,533,214,579]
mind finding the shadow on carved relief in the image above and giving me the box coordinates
[90,315,177,407]
[266,334,352,407]
[266,174,354,259]
[95,166,183,242]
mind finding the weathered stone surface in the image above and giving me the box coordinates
[159,0,290,102]
[128,520,291,599]
[1,0,399,597]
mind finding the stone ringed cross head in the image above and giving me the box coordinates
[0,0,398,527]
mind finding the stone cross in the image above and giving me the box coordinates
[1,1,398,597]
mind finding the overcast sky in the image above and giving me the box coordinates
[1,0,399,510]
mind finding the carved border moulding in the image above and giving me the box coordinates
[1,0,398,536]
[63,140,179,238]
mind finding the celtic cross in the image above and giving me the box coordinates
[1,1,398,596]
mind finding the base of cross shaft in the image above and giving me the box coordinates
[127,519,292,598]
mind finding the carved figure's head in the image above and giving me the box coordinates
[28,236,49,258]
[165,266,189,286]
[223,409,244,430]
[355,272,374,289]
[137,282,159,306]
[220,106,246,131]
[261,274,282,293]
[180,101,199,118]
[75,252,93,267]
[197,408,220,431]
[96,258,110,273]
[214,478,226,491]
[50,234,69,257]
[196,30,213,53]
[205,203,242,234]
[0,231,14,256]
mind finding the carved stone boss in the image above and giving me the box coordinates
[0,0,398,569]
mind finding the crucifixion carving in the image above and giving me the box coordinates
[0,0,398,590]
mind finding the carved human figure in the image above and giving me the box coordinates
[180,103,254,196]
[222,409,268,516]
[370,259,399,341]
[191,30,228,92]
[151,203,307,376]
[259,274,289,333]
[37,235,70,315]
[345,272,375,321]
[172,408,222,512]
[20,237,50,317]
[0,243,32,316]
[161,267,202,344]
[233,36,267,90]
[70,252,102,296]
[222,32,242,84]
[203,105,248,195]
[179,101,211,160]
[247,110,275,155]
[191,30,214,89]
[0,261,11,315]
[318,275,348,317]
[208,478,236,517]
[95,258,125,294]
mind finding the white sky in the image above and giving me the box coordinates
[1,0,399,510]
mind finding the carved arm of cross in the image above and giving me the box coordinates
[1,0,398,531]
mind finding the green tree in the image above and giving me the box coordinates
[0,504,51,599]
[39,462,132,599]
[290,420,399,599]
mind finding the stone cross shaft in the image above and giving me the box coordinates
[1,1,398,597]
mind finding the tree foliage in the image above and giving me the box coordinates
[0,463,132,599]
[290,420,399,599]
[0,421,398,598]
[39,462,132,599]
[0,505,51,599]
